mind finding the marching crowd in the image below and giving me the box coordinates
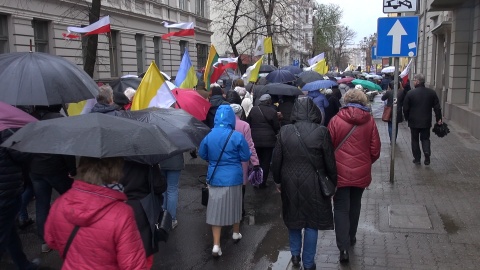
[0,72,443,270]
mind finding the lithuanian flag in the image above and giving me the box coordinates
[204,45,219,90]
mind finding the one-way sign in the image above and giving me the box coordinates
[383,0,418,13]
[377,16,419,57]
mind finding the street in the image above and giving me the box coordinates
[3,106,480,269]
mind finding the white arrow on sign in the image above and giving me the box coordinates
[387,20,407,54]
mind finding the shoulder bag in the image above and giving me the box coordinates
[201,129,234,206]
[63,225,80,259]
[292,125,335,197]
[382,105,392,122]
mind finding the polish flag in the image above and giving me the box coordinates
[216,57,238,70]
[161,22,195,40]
[62,33,80,39]
[400,59,413,85]
[67,16,111,36]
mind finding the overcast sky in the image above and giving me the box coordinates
[318,0,386,44]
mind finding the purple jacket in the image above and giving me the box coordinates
[234,115,260,184]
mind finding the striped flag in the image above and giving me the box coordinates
[67,16,111,36]
[161,22,195,40]
[175,50,198,89]
[244,56,263,83]
[204,45,219,90]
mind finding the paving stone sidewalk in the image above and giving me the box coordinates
[312,119,480,270]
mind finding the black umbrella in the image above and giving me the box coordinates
[1,113,185,159]
[118,108,210,150]
[110,76,142,93]
[0,52,98,106]
[265,70,296,84]
[280,65,303,75]
[296,71,324,87]
[259,64,277,73]
[263,83,303,96]
[343,71,354,77]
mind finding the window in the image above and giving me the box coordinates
[179,40,188,57]
[136,34,145,74]
[32,20,49,53]
[0,14,9,54]
[154,37,163,70]
[195,0,205,17]
[197,43,208,69]
[109,30,119,77]
[305,9,308,24]
[179,0,186,10]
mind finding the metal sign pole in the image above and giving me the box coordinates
[390,57,399,183]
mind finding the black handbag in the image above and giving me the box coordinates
[155,210,172,242]
[293,125,336,197]
[200,130,234,206]
[198,175,209,206]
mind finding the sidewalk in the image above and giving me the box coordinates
[311,119,480,269]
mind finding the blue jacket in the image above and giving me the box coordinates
[199,105,251,187]
[307,90,329,115]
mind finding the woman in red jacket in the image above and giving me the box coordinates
[328,89,381,264]
[45,157,147,270]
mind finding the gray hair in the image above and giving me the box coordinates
[97,85,114,104]
[344,89,368,106]
[414,74,425,84]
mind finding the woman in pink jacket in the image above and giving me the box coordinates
[230,104,260,216]
[45,157,147,270]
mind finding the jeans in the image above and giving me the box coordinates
[30,173,73,242]
[255,147,274,185]
[288,228,318,268]
[334,187,365,251]
[387,121,399,143]
[0,197,36,269]
[19,182,34,222]
[162,170,181,220]
[410,127,431,161]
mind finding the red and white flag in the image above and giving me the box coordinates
[67,16,111,36]
[400,59,413,85]
[161,22,195,40]
[62,33,80,40]
[216,57,238,70]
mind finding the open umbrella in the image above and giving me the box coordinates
[0,101,38,131]
[0,52,98,106]
[1,113,185,159]
[265,70,296,83]
[337,77,354,84]
[302,80,338,91]
[259,64,277,73]
[298,71,324,84]
[381,66,396,73]
[119,108,210,150]
[110,76,142,93]
[343,71,354,77]
[171,88,211,121]
[262,83,303,96]
[279,66,303,75]
[352,79,382,91]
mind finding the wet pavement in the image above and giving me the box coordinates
[3,97,480,269]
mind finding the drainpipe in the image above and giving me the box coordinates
[421,0,428,78]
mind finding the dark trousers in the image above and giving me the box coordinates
[334,187,365,251]
[30,173,73,243]
[255,147,274,185]
[410,127,431,161]
[0,196,35,269]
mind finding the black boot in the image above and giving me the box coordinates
[304,263,316,270]
[424,154,430,165]
[291,255,301,267]
[339,250,349,263]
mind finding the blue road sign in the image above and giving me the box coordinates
[371,46,380,60]
[377,16,419,57]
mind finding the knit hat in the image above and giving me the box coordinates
[354,85,364,91]
[234,86,247,97]
[230,104,243,116]
[211,86,224,96]
[259,94,271,101]
[123,87,136,101]
[325,88,333,95]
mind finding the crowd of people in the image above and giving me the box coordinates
[0,70,443,270]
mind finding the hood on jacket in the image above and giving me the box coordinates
[209,95,227,107]
[290,97,322,124]
[337,106,371,126]
[62,181,127,227]
[90,103,119,114]
[214,105,236,129]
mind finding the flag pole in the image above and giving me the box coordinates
[168,28,173,76]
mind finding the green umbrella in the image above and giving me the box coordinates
[352,79,382,91]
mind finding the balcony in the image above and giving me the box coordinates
[430,0,469,11]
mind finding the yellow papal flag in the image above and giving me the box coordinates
[264,37,273,54]
[312,59,328,75]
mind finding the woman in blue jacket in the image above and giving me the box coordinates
[307,89,329,125]
[199,105,251,258]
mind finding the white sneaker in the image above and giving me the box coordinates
[172,219,178,230]
[212,245,222,257]
[232,232,242,242]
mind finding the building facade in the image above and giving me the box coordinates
[415,0,480,138]
[0,0,212,80]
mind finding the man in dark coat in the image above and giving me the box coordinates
[0,129,40,269]
[247,94,280,188]
[271,97,337,270]
[29,105,76,253]
[403,74,442,165]
[204,86,229,129]
[90,85,121,115]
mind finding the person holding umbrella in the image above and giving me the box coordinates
[199,105,251,257]
[90,85,121,115]
[307,89,329,126]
